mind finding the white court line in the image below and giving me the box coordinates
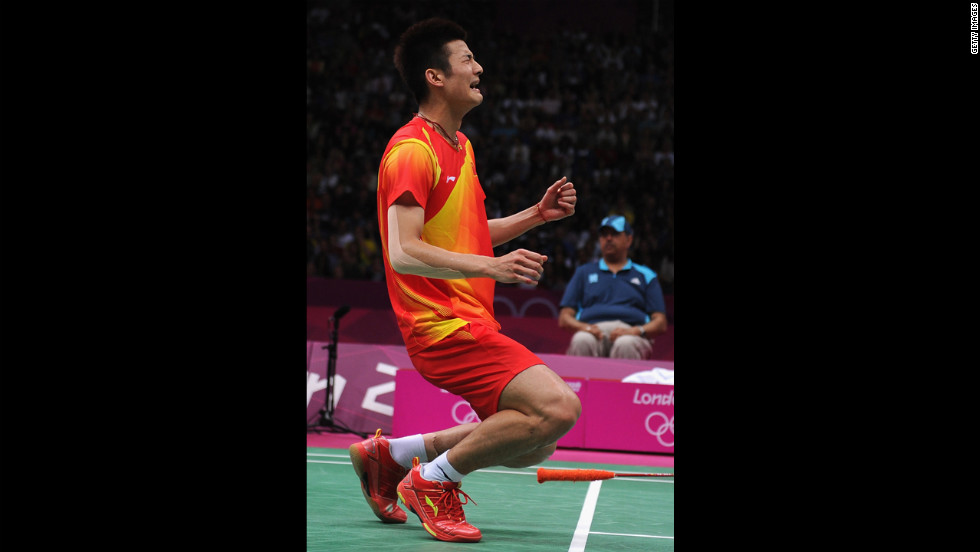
[590,531,673,540]
[568,480,602,552]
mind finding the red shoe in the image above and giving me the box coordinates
[397,457,482,542]
[349,429,410,523]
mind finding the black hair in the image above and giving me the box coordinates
[393,18,468,105]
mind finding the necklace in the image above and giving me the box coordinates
[415,112,460,150]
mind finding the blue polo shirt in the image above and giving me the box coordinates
[559,259,666,325]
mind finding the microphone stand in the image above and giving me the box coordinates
[310,305,364,436]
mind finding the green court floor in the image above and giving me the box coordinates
[308,447,674,551]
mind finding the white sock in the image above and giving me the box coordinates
[386,434,426,469]
[421,450,464,483]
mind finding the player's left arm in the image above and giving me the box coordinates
[487,177,576,247]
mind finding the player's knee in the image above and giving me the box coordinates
[563,392,582,427]
[542,391,581,440]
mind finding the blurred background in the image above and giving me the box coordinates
[307,0,674,296]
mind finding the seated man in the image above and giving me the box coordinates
[558,215,667,359]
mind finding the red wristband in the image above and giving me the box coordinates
[536,203,548,222]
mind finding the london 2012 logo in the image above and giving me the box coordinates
[645,411,674,448]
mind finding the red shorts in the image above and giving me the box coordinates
[410,323,544,421]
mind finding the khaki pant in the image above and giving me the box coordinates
[566,320,653,360]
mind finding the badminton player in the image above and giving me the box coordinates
[348,17,581,543]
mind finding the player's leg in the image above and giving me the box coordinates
[396,364,580,542]
[443,364,581,474]
[423,422,480,460]
[396,326,580,542]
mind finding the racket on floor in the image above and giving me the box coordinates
[537,468,673,483]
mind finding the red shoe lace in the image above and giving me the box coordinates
[434,486,477,522]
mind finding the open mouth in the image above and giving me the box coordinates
[470,81,481,92]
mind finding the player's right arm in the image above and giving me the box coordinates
[387,192,547,286]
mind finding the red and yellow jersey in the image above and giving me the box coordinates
[377,116,499,355]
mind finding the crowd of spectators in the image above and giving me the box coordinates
[307,0,674,294]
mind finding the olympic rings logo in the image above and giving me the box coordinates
[452,401,480,424]
[645,412,674,448]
